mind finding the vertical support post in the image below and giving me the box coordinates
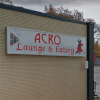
[87,22,94,100]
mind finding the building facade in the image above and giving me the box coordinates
[0,3,94,100]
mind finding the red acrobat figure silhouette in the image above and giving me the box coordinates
[76,39,85,54]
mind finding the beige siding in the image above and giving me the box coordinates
[0,8,87,100]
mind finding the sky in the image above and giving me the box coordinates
[11,0,100,24]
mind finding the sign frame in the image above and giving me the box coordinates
[6,26,86,57]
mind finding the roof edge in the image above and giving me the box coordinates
[0,3,87,25]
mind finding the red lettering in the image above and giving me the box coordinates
[49,35,53,44]
[54,36,61,45]
[28,45,33,51]
[59,48,62,52]
[33,46,37,51]
[48,46,53,52]
[56,46,59,52]
[38,46,42,54]
[35,33,40,43]
[63,47,66,53]
[68,49,70,53]
[16,42,22,50]
[42,34,47,44]
[43,47,45,52]
[23,45,27,51]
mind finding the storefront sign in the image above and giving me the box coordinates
[6,26,86,57]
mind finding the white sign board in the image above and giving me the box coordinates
[85,61,89,69]
[6,26,86,57]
